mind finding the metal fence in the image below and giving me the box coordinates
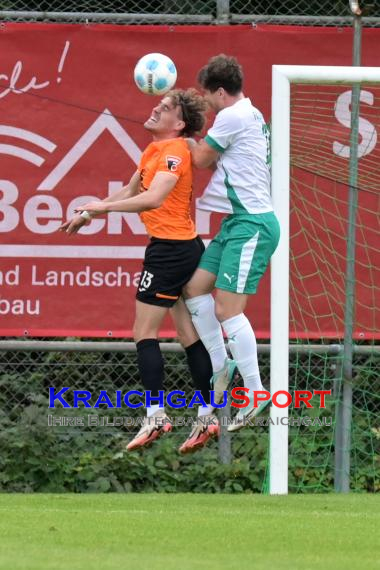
[0,340,379,493]
[0,0,379,25]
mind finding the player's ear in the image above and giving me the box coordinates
[176,119,186,133]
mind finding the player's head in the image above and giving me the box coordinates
[197,54,243,111]
[144,88,206,139]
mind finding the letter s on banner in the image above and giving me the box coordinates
[231,387,250,408]
[333,90,377,159]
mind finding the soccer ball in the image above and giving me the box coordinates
[134,53,177,96]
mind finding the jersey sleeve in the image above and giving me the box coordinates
[156,140,191,177]
[204,108,242,152]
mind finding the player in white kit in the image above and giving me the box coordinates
[181,54,280,448]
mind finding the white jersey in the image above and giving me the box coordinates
[197,97,273,215]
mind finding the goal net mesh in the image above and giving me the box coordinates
[284,83,379,492]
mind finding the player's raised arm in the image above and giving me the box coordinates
[189,138,219,169]
[75,171,178,215]
[59,170,140,234]
[102,170,141,203]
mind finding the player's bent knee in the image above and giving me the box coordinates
[182,269,216,299]
[183,282,211,299]
[214,306,228,323]
[214,302,241,323]
[134,330,159,343]
[176,327,199,348]
[133,322,159,343]
[181,282,194,299]
[214,301,226,322]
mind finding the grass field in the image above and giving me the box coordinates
[1,494,379,570]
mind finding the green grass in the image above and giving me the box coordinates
[0,494,379,570]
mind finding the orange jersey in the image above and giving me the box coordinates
[138,138,197,240]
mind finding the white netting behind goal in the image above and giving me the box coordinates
[290,83,380,340]
[279,82,380,493]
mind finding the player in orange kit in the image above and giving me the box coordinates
[60,89,233,453]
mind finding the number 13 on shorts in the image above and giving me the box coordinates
[138,270,154,292]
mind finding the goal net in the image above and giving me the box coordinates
[269,66,380,494]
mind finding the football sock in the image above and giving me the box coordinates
[136,338,164,416]
[185,294,227,372]
[146,405,160,418]
[185,340,213,404]
[221,313,264,394]
[198,404,215,417]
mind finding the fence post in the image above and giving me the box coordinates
[336,2,363,493]
[333,346,344,491]
[216,0,230,24]
[218,396,232,464]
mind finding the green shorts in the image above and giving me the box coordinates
[198,212,280,294]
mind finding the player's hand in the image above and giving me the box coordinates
[59,214,88,235]
[74,201,108,215]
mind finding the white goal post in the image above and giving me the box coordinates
[269,65,380,495]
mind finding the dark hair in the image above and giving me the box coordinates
[168,88,207,137]
[198,54,243,96]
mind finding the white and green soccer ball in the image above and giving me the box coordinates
[134,53,177,95]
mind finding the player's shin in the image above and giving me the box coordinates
[222,313,264,394]
[185,339,213,406]
[126,339,172,451]
[136,338,165,414]
[185,294,227,372]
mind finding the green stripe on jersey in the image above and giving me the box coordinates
[204,134,225,153]
[223,166,249,215]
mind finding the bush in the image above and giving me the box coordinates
[0,347,378,493]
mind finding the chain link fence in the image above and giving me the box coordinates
[0,341,378,493]
[0,0,379,25]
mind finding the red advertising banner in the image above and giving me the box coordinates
[0,24,379,338]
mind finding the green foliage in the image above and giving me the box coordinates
[0,387,269,493]
[0,348,378,493]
